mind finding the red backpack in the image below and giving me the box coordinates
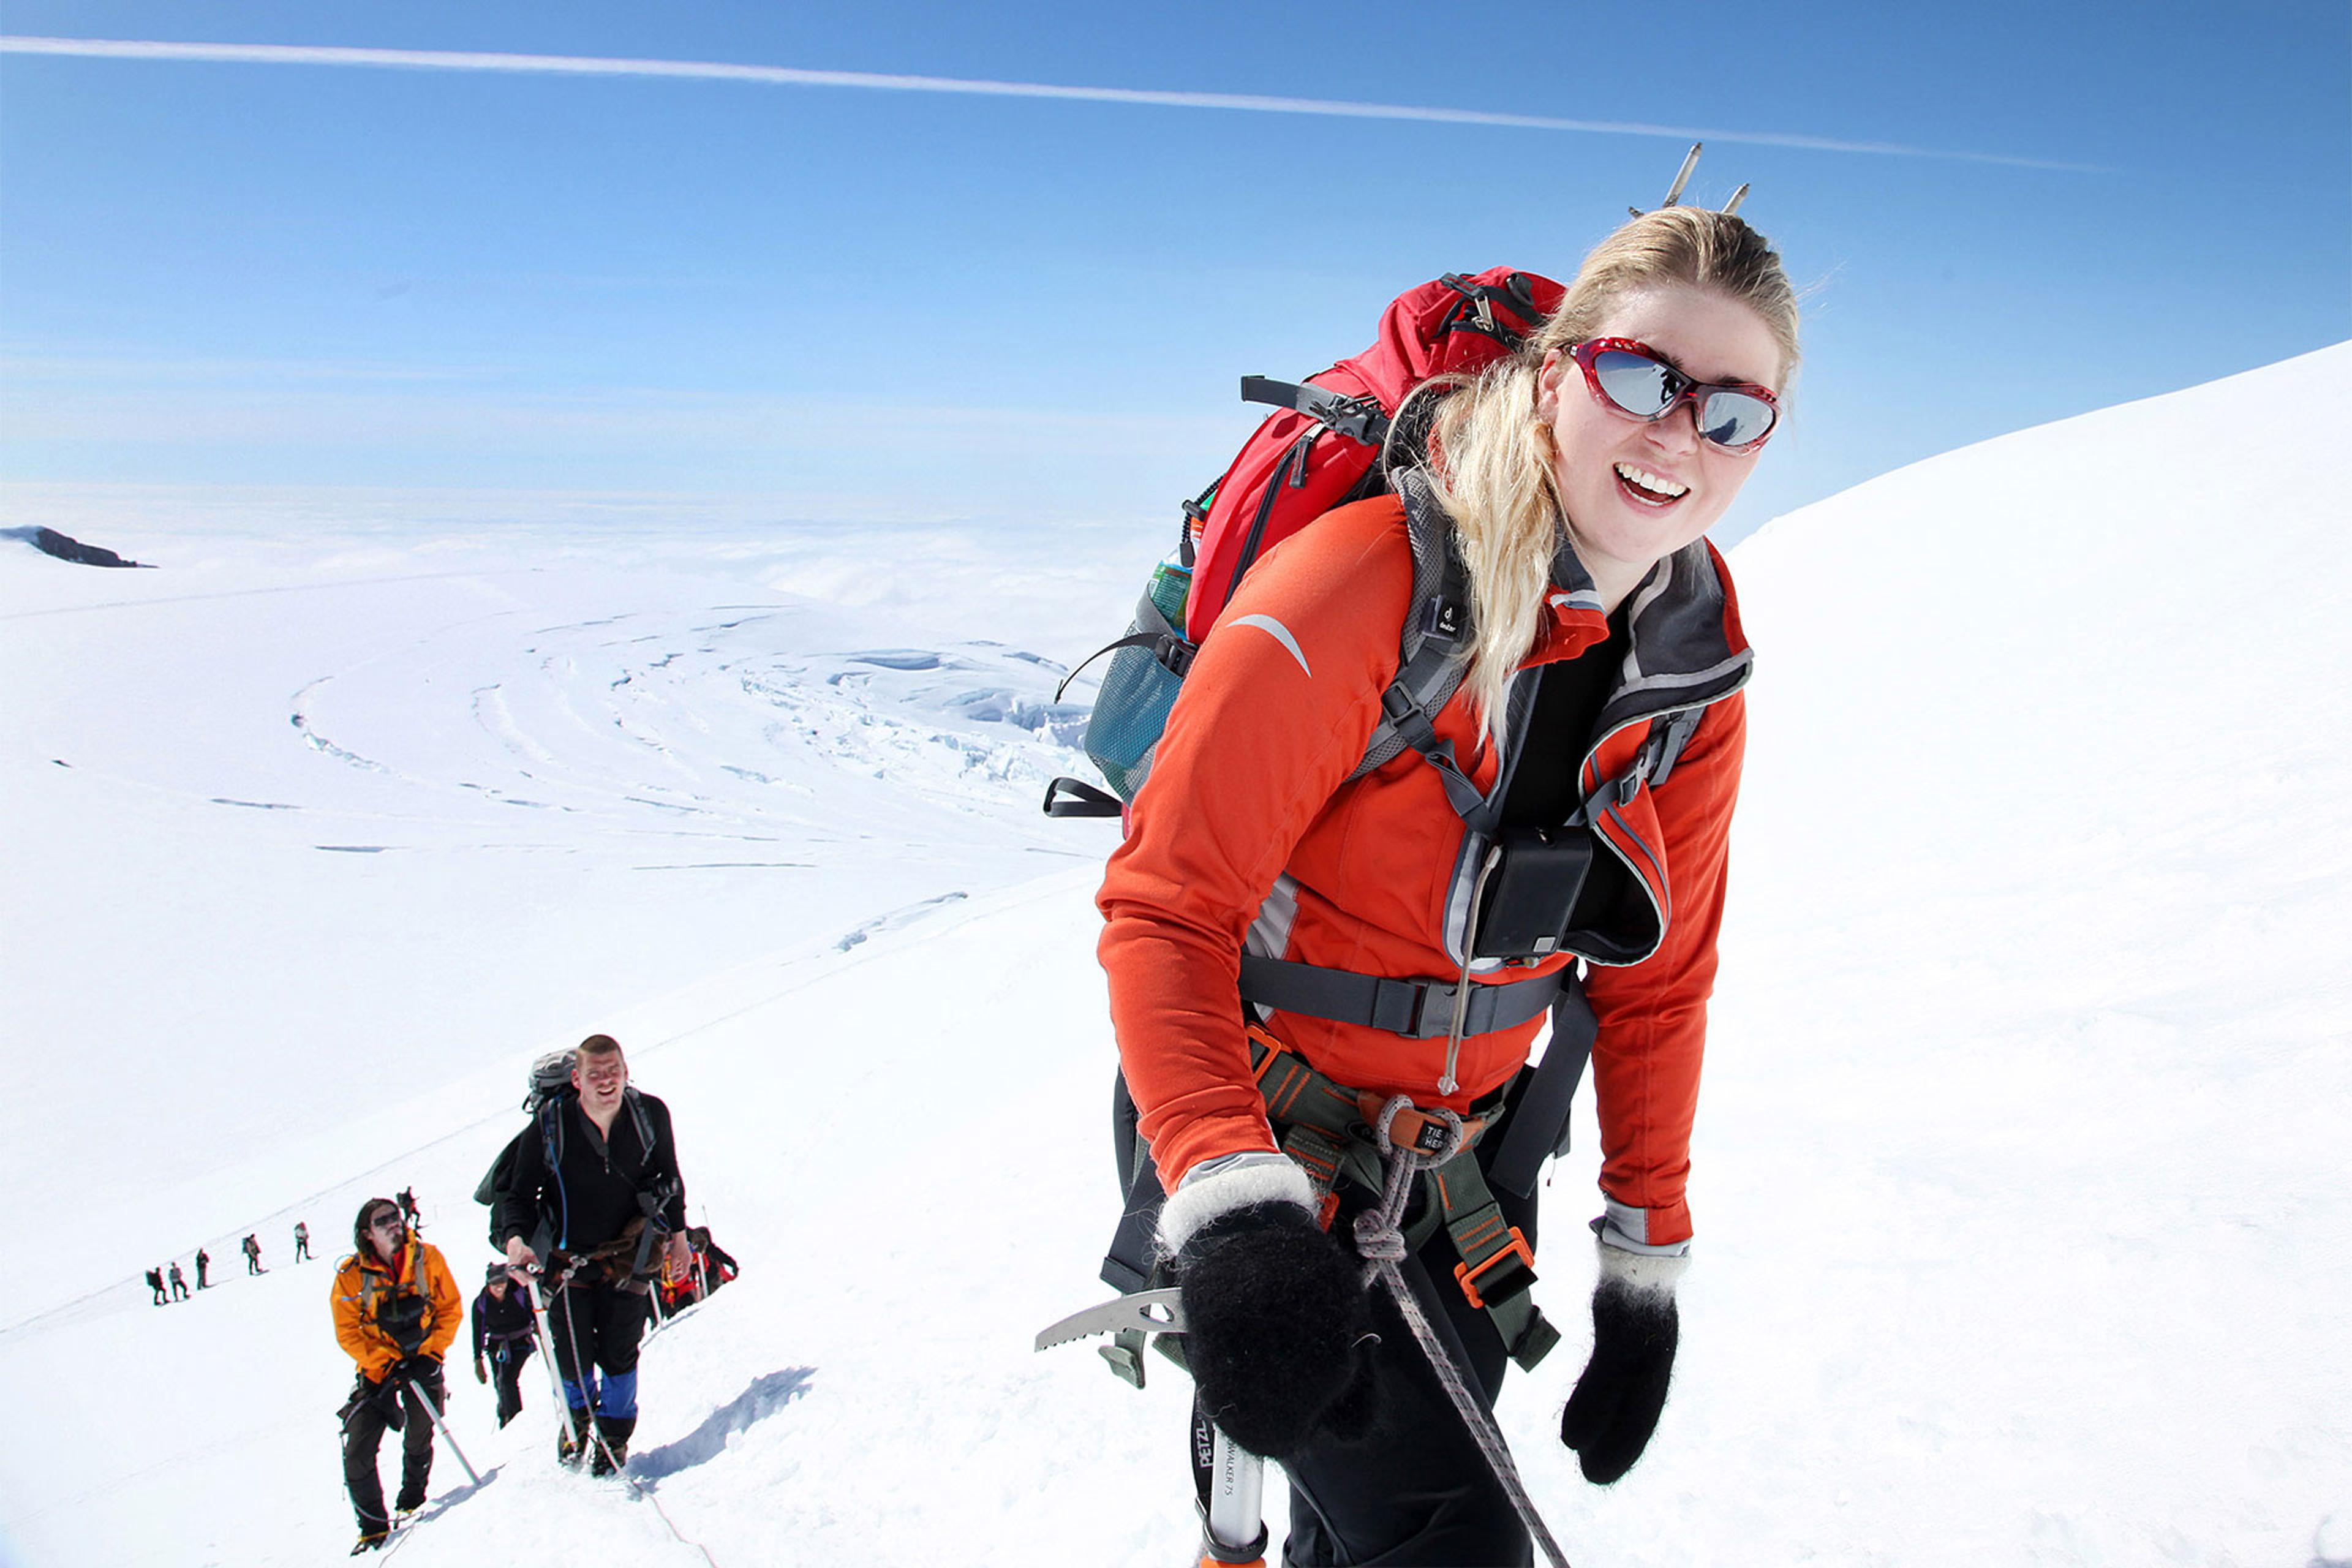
[1047,268,1564,820]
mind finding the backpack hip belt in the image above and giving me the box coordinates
[1243,1028,1561,1373]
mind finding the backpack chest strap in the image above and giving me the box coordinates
[1238,952,1564,1040]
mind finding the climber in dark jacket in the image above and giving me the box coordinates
[495,1033,688,1474]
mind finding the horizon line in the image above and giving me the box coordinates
[0,36,2103,173]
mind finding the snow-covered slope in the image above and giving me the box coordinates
[0,521,1131,1308]
[2,344,2347,1566]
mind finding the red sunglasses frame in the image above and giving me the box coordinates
[1567,337,1780,453]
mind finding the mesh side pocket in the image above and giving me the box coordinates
[1083,564,1192,802]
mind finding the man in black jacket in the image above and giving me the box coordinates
[496,1033,688,1475]
[471,1264,537,1428]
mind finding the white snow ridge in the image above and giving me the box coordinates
[2,344,2348,1565]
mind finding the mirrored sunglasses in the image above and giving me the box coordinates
[1569,338,1779,451]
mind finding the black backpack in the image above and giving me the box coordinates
[473,1050,659,1250]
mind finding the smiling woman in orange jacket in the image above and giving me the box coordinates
[331,1198,462,1551]
[1097,203,1800,1567]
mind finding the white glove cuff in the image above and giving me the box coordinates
[1155,1152,1314,1258]
[1595,1233,1691,1300]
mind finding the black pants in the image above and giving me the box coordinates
[170,1278,187,1300]
[547,1277,650,1415]
[341,1373,441,1530]
[484,1335,535,1426]
[296,1238,311,1262]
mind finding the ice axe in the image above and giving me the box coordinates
[1036,1287,1268,1568]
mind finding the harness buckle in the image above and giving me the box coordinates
[1452,1225,1537,1310]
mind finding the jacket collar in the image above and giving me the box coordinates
[358,1239,413,1284]
[1530,522,1753,730]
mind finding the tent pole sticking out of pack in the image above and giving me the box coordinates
[1633,142,1700,217]
[1660,143,1702,207]
[1630,142,1746,219]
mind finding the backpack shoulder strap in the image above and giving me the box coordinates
[625,1087,658,1160]
[1346,469,1482,820]
[538,1095,564,1170]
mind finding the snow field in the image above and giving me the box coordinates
[3,344,2349,1564]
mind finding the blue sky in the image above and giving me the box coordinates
[2,1,2346,545]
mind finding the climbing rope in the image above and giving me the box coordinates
[1352,1096,1570,1568]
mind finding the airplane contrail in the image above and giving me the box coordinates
[0,35,2100,172]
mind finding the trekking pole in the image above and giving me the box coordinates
[407,1377,482,1487]
[521,1270,585,1457]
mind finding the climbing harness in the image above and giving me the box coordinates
[1246,1028,1561,1371]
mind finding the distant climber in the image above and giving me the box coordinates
[472,1264,537,1428]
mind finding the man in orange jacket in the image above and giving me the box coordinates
[332,1197,462,1553]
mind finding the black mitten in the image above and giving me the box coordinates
[1559,1268,1679,1484]
[1174,1201,1379,1460]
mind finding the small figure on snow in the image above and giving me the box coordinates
[295,1220,312,1263]
[146,1266,168,1306]
[333,1198,461,1553]
[194,1247,211,1289]
[243,1233,266,1275]
[495,1033,690,1476]
[168,1261,189,1301]
[472,1263,537,1428]
[396,1189,420,1231]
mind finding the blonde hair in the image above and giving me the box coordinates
[1414,206,1799,740]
